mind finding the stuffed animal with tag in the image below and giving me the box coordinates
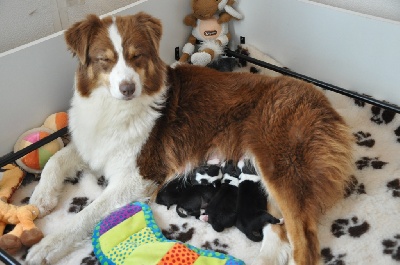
[179,0,243,66]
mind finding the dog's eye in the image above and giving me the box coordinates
[132,54,142,60]
[96,57,111,63]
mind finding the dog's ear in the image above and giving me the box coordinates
[64,14,102,65]
[135,12,163,52]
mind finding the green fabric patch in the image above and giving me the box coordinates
[123,241,175,264]
[193,256,229,265]
[99,210,146,254]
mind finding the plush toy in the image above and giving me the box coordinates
[0,164,43,254]
[0,164,25,202]
[179,0,243,66]
[14,112,68,173]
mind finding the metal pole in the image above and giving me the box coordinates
[225,48,400,114]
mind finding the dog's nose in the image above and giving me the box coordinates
[119,82,135,97]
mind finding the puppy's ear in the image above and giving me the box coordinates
[135,12,163,51]
[64,14,102,65]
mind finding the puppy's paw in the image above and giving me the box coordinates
[25,232,71,265]
[29,185,59,217]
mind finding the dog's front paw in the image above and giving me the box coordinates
[25,232,71,265]
[29,185,59,217]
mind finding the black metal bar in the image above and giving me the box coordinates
[0,127,69,168]
[225,48,400,114]
[0,248,21,265]
[175,47,180,61]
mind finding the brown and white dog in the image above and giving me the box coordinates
[26,12,353,265]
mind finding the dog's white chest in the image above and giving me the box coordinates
[68,90,161,175]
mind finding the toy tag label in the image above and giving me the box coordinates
[198,18,222,40]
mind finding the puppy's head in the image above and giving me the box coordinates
[65,12,166,100]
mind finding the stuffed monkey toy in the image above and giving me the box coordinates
[179,0,243,66]
[0,164,43,254]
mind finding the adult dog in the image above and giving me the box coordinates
[26,12,353,265]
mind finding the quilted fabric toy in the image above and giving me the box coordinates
[13,112,67,173]
[92,201,244,265]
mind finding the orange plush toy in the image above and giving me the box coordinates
[179,0,243,66]
[0,164,43,254]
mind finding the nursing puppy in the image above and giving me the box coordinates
[156,176,187,209]
[203,160,240,232]
[236,160,281,242]
[175,164,222,218]
[156,164,221,218]
[26,13,353,265]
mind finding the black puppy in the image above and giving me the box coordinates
[175,164,222,218]
[156,164,221,219]
[155,176,188,209]
[202,160,240,232]
[236,160,281,242]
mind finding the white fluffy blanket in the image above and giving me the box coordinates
[10,44,400,265]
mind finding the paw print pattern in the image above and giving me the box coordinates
[370,106,395,125]
[19,248,29,261]
[353,131,375,148]
[64,171,83,185]
[20,172,39,187]
[250,67,260,74]
[355,157,387,170]
[201,239,229,255]
[395,126,400,143]
[68,197,89,213]
[97,176,108,188]
[344,176,366,198]
[353,93,374,108]
[81,251,100,265]
[321,248,346,265]
[387,179,400,198]
[354,99,366,108]
[382,234,400,261]
[162,222,195,243]
[331,217,370,238]
[20,196,30,204]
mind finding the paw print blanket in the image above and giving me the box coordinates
[7,44,400,265]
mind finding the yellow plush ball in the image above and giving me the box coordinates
[14,127,64,174]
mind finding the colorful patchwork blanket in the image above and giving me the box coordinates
[7,44,400,265]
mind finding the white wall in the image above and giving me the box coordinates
[0,0,191,155]
[0,0,142,53]
[307,0,400,22]
[232,0,400,108]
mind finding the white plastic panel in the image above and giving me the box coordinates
[0,0,60,53]
[307,0,400,22]
[0,0,145,54]
[58,0,142,28]
[232,0,400,108]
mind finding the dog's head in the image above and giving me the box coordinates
[65,12,166,100]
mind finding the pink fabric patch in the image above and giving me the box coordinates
[23,132,40,143]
